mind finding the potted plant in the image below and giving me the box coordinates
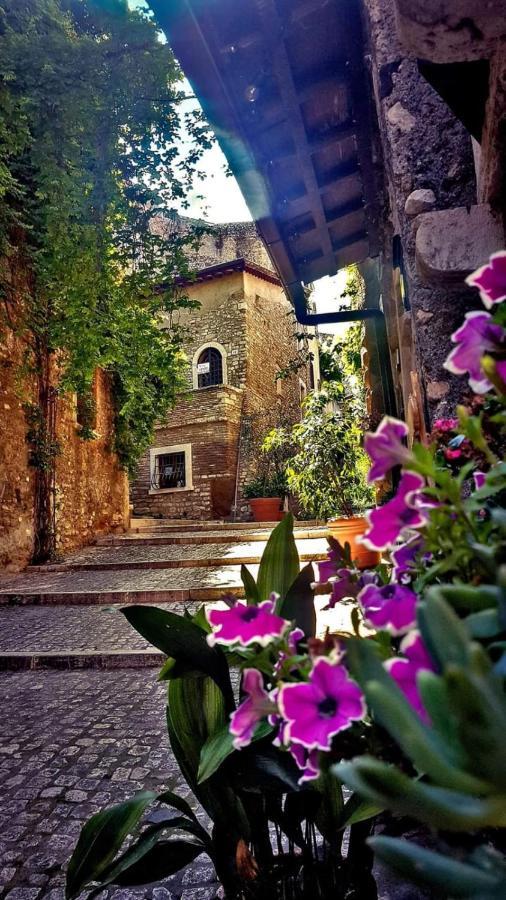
[268,385,377,566]
[243,472,287,522]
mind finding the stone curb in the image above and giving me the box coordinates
[0,649,165,670]
[98,528,329,546]
[27,550,325,574]
[0,585,244,607]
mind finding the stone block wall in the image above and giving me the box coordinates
[363,0,480,426]
[131,386,243,520]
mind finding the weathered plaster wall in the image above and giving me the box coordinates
[0,330,128,572]
[363,0,480,423]
[55,370,129,557]
[0,329,35,572]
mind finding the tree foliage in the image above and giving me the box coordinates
[0,0,212,476]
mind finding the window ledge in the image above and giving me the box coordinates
[149,485,194,495]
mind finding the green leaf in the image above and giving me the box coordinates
[369,836,506,897]
[432,583,500,613]
[121,605,234,709]
[198,720,273,784]
[445,664,506,789]
[66,791,156,898]
[335,757,506,830]
[313,759,344,846]
[106,838,204,887]
[418,591,473,669]
[365,680,488,793]
[465,608,503,638]
[279,562,316,637]
[256,513,300,603]
[230,745,301,795]
[241,564,260,605]
[342,793,383,826]
[89,817,206,893]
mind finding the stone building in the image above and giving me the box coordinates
[153,0,506,442]
[131,219,318,520]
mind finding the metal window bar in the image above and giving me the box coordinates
[197,347,223,388]
[151,452,186,490]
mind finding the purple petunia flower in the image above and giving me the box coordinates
[278,657,365,750]
[473,471,486,490]
[358,582,417,635]
[384,630,436,722]
[391,534,424,582]
[466,250,506,309]
[360,472,427,551]
[229,669,274,749]
[444,311,505,394]
[274,627,305,676]
[364,416,411,483]
[207,596,289,648]
[289,743,321,783]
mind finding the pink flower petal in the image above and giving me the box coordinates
[364,416,411,483]
[466,250,506,309]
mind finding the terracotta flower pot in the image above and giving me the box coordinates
[328,514,380,569]
[249,497,283,522]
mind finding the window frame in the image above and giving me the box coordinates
[192,341,228,390]
[149,443,193,494]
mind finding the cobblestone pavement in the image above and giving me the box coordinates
[0,565,255,603]
[0,670,219,899]
[40,539,328,570]
[0,604,196,653]
[0,598,347,656]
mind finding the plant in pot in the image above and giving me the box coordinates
[280,382,376,567]
[243,471,287,522]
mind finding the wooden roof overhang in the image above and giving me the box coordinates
[170,256,282,288]
[150,0,383,325]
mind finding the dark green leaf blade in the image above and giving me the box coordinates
[66,791,156,899]
[256,513,300,603]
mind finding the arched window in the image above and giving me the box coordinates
[196,346,224,388]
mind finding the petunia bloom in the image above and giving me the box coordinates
[444,311,505,394]
[364,416,411,483]
[279,657,365,750]
[466,250,506,309]
[384,630,436,722]
[360,472,427,551]
[391,534,426,583]
[229,669,274,749]
[473,471,486,490]
[289,743,321,783]
[207,596,289,648]
[433,418,459,432]
[358,582,417,635]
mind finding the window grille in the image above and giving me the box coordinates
[197,347,223,388]
[151,452,186,490]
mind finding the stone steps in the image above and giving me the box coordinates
[27,537,329,573]
[0,563,258,605]
[129,519,320,534]
[98,526,330,546]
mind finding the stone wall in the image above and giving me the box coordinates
[151,214,274,272]
[131,267,307,520]
[131,386,243,519]
[0,328,35,572]
[363,0,480,426]
[54,370,129,557]
[0,325,128,572]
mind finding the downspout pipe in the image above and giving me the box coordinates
[287,279,384,326]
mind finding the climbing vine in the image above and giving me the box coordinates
[0,0,212,559]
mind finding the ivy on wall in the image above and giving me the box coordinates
[0,0,211,558]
